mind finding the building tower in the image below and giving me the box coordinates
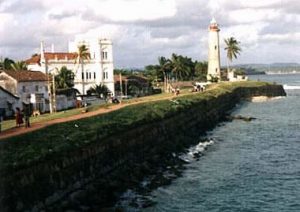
[207,18,221,81]
[68,38,115,95]
[40,41,47,73]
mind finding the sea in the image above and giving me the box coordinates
[119,74,300,212]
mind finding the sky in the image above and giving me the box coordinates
[0,0,299,68]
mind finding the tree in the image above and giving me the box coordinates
[76,44,90,94]
[144,64,162,82]
[55,66,75,89]
[11,61,27,71]
[87,84,111,99]
[209,74,219,83]
[144,54,208,85]
[1,58,15,70]
[157,56,172,92]
[194,61,208,81]
[170,54,195,81]
[224,37,242,73]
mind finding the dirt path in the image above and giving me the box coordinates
[0,93,195,140]
[0,103,126,140]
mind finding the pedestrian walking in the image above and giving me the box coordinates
[15,107,23,127]
[24,105,31,128]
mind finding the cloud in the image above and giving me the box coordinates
[93,0,177,22]
[260,32,300,45]
[0,0,299,67]
[0,0,45,14]
[227,8,281,24]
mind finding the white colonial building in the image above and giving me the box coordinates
[0,70,49,113]
[26,38,115,95]
[207,18,221,81]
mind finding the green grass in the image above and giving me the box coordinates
[0,81,277,171]
[1,103,111,131]
[0,87,201,132]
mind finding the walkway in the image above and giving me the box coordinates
[0,92,199,140]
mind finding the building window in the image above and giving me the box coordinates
[102,52,108,60]
[45,86,48,92]
[35,85,39,92]
[103,72,109,79]
[89,72,91,79]
[35,102,44,112]
[215,45,217,50]
[94,72,96,79]
[22,86,26,92]
[82,72,84,79]
[86,72,88,79]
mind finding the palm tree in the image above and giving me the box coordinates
[76,44,90,94]
[224,37,242,74]
[55,66,75,89]
[194,61,208,81]
[2,58,15,70]
[157,56,172,92]
[88,84,111,99]
[171,54,193,81]
[11,61,27,71]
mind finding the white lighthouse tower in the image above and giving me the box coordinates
[207,18,221,81]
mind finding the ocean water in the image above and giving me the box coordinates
[138,74,300,212]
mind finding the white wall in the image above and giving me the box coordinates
[56,95,76,111]
[0,90,20,117]
[207,24,221,81]
[16,81,49,112]
[29,38,115,96]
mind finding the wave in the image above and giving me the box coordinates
[283,84,300,90]
[179,139,215,162]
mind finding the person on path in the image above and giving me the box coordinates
[24,105,31,128]
[15,107,23,127]
[0,114,2,133]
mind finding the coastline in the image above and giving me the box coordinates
[0,81,286,211]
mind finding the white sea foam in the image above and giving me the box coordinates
[251,96,284,102]
[283,84,300,90]
[180,139,215,162]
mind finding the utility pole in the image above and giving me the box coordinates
[119,73,123,103]
[48,74,53,114]
[48,68,58,113]
[125,79,128,97]
[52,74,56,112]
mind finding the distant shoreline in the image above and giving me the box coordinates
[265,72,300,75]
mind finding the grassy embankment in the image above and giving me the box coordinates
[0,92,177,132]
[0,104,113,131]
[0,81,275,171]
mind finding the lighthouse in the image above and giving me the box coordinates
[207,18,221,82]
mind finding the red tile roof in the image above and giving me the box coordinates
[3,70,48,82]
[114,75,148,83]
[26,52,78,64]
